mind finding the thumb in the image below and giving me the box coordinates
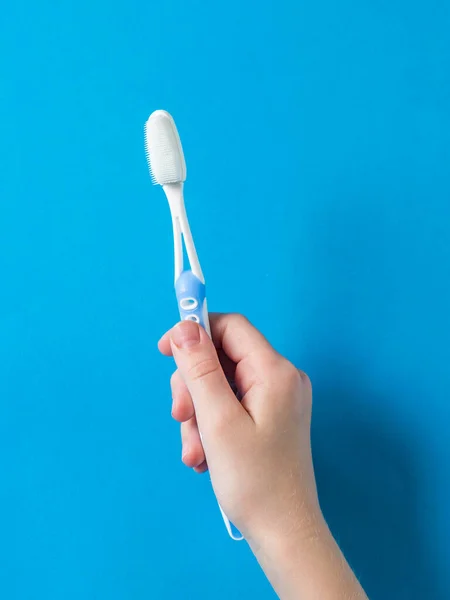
[169,321,245,431]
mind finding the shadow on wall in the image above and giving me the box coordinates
[310,379,443,600]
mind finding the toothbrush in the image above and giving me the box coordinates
[144,110,243,541]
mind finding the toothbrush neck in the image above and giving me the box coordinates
[163,182,185,217]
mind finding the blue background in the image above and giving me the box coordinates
[0,0,449,598]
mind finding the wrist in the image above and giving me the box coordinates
[246,501,328,559]
[247,507,368,600]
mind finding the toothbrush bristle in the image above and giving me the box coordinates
[143,135,158,185]
[144,111,187,186]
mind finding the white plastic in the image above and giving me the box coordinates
[144,111,186,185]
[180,297,198,310]
[144,110,243,541]
[162,183,204,284]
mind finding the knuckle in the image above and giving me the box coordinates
[170,371,179,395]
[277,360,310,391]
[187,356,221,382]
[283,362,302,386]
[262,353,289,384]
[229,313,250,327]
[171,371,191,406]
[298,369,312,390]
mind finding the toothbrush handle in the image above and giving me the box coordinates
[175,270,243,541]
[175,270,209,331]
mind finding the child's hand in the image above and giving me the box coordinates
[158,313,320,543]
[159,314,368,599]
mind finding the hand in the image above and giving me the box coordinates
[158,313,319,542]
[158,314,368,599]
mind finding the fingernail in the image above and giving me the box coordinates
[171,321,201,349]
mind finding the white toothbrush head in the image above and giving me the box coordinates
[144,110,187,185]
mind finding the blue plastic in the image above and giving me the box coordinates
[175,270,207,327]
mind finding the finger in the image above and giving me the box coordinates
[159,314,276,367]
[181,417,205,468]
[171,358,235,422]
[217,348,236,382]
[211,314,284,404]
[170,370,195,422]
[170,321,248,431]
[210,313,278,367]
[160,334,237,382]
[193,460,208,474]
[160,315,281,408]
[158,331,172,356]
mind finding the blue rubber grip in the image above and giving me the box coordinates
[175,270,207,327]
